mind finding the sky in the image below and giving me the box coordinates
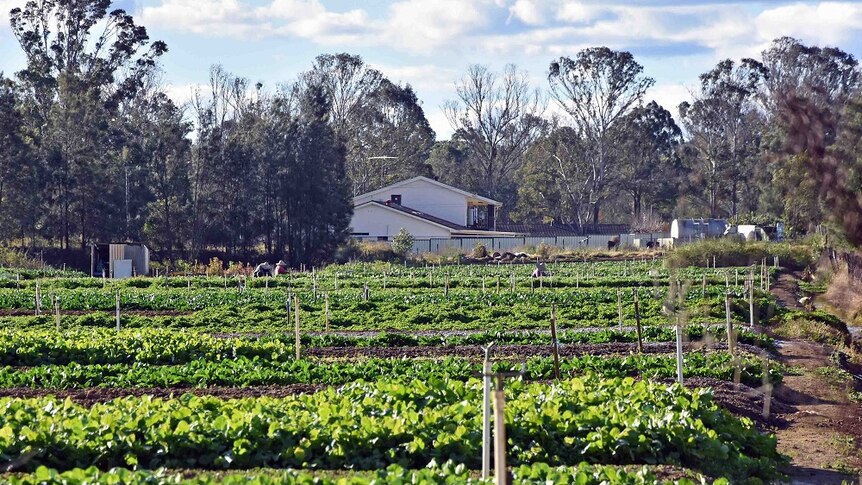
[2,0,862,139]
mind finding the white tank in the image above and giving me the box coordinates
[671,218,728,239]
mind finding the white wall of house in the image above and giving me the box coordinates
[351,204,452,239]
[353,178,468,226]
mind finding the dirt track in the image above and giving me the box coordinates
[770,270,862,484]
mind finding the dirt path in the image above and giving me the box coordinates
[770,270,862,484]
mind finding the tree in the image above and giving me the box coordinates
[282,84,353,265]
[347,79,435,194]
[758,38,860,232]
[135,93,192,257]
[0,75,37,243]
[548,47,654,223]
[679,59,767,218]
[443,64,546,214]
[761,37,860,118]
[779,91,862,245]
[301,54,436,196]
[9,0,167,248]
[615,101,684,222]
[514,126,593,225]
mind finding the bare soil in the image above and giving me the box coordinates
[0,309,191,317]
[770,270,862,484]
[303,341,759,359]
[0,384,323,406]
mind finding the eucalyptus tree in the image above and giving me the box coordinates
[514,126,593,225]
[679,59,767,218]
[302,53,435,195]
[615,101,684,223]
[547,47,654,223]
[443,64,546,213]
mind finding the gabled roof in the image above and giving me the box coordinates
[355,200,465,232]
[353,176,502,206]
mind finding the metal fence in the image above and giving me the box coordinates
[408,233,668,255]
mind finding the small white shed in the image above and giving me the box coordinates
[91,243,150,278]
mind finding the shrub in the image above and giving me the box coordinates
[471,244,488,258]
[665,239,815,269]
[391,228,415,257]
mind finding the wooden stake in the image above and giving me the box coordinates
[294,294,301,360]
[325,292,330,332]
[633,289,643,353]
[115,292,121,331]
[675,315,684,385]
[34,281,41,316]
[616,288,623,330]
[494,382,507,485]
[550,303,560,380]
[725,293,734,356]
[749,279,756,328]
[762,353,772,418]
[53,293,60,332]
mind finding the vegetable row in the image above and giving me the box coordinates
[0,351,780,388]
[0,376,783,480]
[0,326,772,367]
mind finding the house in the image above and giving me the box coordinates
[350,176,519,241]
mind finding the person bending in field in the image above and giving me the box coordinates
[275,260,288,275]
[532,262,548,278]
[253,262,274,277]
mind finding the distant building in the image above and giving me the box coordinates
[350,176,518,241]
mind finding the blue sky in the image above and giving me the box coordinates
[2,0,862,139]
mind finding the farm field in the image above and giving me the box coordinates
[0,260,788,483]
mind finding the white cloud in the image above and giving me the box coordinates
[755,2,862,46]
[382,0,490,54]
[140,0,372,42]
[370,63,458,94]
[508,0,545,26]
[555,1,602,24]
[646,83,691,119]
[163,82,207,108]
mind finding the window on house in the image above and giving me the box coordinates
[377,236,389,241]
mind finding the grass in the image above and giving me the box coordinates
[774,313,849,346]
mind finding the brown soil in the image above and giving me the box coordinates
[770,270,862,484]
[0,309,191,316]
[0,384,324,406]
[304,341,759,359]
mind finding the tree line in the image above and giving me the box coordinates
[2,1,862,266]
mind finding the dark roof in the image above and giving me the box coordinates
[368,200,467,230]
[497,223,631,237]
